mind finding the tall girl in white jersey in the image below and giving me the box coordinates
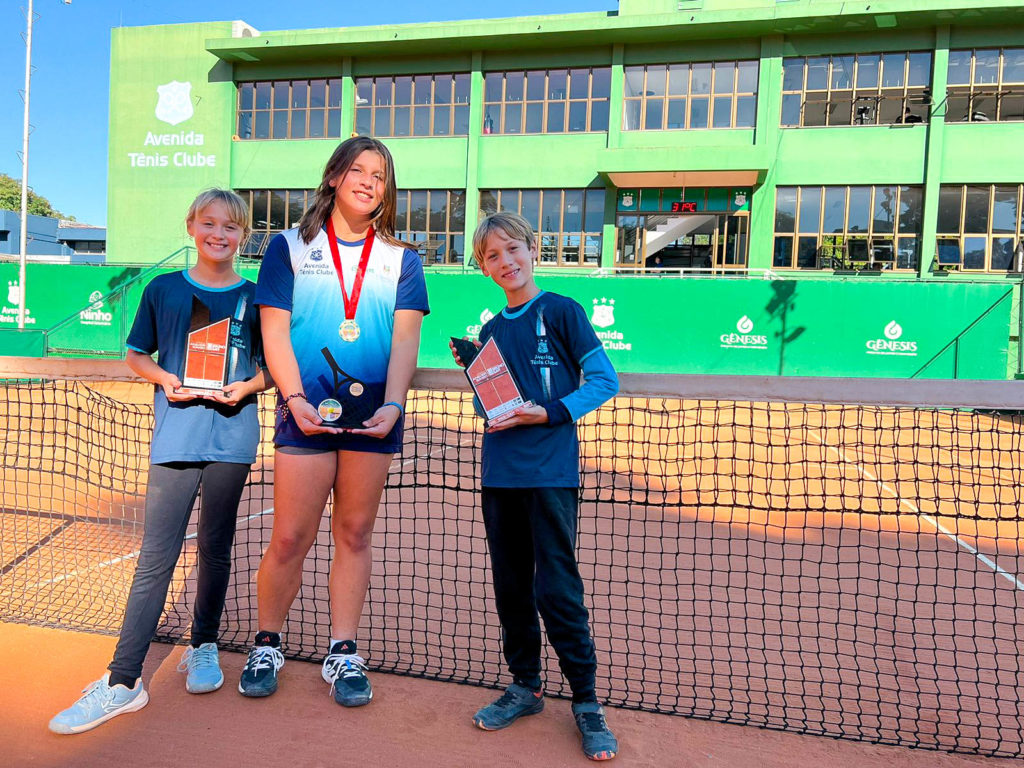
[242,136,429,705]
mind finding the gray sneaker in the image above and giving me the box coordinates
[49,674,149,734]
[473,683,544,730]
[572,701,618,761]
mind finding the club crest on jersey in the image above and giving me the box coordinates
[309,248,323,262]
[155,81,194,126]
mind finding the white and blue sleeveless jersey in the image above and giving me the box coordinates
[255,227,429,448]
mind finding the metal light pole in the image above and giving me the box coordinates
[17,0,34,330]
[16,0,69,330]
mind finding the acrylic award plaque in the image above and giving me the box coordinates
[463,336,533,425]
[179,295,230,396]
[316,346,377,429]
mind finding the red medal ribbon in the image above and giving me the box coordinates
[326,217,374,322]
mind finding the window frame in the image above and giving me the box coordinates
[934,184,1024,272]
[482,67,611,135]
[236,79,344,141]
[479,188,605,267]
[772,185,923,271]
[622,59,759,131]
[780,52,932,128]
[945,47,1024,123]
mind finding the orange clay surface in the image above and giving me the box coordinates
[2,622,1012,768]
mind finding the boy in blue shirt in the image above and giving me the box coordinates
[451,212,620,761]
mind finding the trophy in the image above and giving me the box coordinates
[179,295,231,396]
[460,336,533,425]
[316,346,376,428]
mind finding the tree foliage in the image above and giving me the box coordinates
[0,173,70,219]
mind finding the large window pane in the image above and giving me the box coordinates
[783,59,804,91]
[973,50,999,84]
[992,186,1018,232]
[520,190,540,229]
[584,189,605,231]
[797,236,819,268]
[847,187,871,232]
[947,50,972,85]
[964,185,990,232]
[897,186,923,234]
[873,186,897,233]
[775,187,797,232]
[1004,49,1024,83]
[907,52,931,87]
[806,57,829,90]
[822,187,846,233]
[992,237,1015,270]
[831,56,854,90]
[691,63,712,94]
[881,54,906,88]
[798,187,821,233]
[773,237,793,267]
[624,67,645,98]
[591,68,611,99]
[737,60,758,92]
[937,186,962,232]
[856,55,880,89]
[963,236,986,269]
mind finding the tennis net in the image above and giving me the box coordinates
[1,359,1022,757]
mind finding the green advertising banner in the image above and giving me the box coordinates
[0,263,1013,381]
[417,273,1012,379]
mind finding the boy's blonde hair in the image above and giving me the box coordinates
[186,188,251,242]
[472,212,536,266]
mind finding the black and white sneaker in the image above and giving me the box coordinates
[238,644,284,698]
[321,640,372,707]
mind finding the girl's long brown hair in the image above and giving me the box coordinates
[297,136,402,247]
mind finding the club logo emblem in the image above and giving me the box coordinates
[155,81,194,126]
[884,320,902,340]
[7,280,21,306]
[736,315,754,334]
[591,298,615,329]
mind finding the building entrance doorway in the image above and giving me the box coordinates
[615,212,749,271]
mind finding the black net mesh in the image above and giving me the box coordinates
[1,377,1022,757]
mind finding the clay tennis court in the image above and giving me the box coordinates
[1,360,1022,763]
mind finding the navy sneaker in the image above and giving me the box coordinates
[238,644,284,698]
[473,683,544,730]
[322,641,372,707]
[572,701,618,761]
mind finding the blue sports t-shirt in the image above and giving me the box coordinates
[126,271,264,465]
[255,227,429,450]
[478,291,611,488]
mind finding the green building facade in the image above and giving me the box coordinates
[60,0,1024,375]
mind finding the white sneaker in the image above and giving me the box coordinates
[49,674,149,734]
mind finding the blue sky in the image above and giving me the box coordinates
[0,0,609,226]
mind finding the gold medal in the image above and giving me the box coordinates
[339,318,360,342]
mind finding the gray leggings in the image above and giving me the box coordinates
[107,461,250,682]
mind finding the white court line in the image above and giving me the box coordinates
[808,429,1024,592]
[26,507,275,589]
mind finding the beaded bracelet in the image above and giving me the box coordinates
[382,401,404,415]
[276,392,307,420]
